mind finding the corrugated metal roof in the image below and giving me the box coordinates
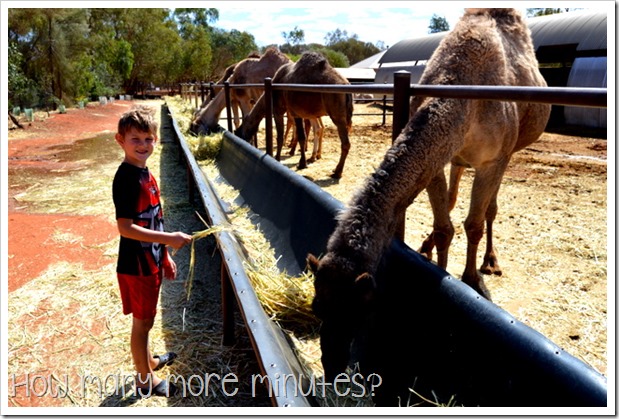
[528,10,607,51]
[351,50,386,69]
[378,10,607,65]
[378,32,445,65]
[564,56,607,128]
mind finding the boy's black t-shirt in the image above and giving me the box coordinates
[113,162,165,276]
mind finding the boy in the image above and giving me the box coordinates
[112,105,192,397]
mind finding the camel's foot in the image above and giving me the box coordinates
[462,273,492,301]
[418,236,435,262]
[330,170,342,179]
[480,254,502,276]
[297,161,307,170]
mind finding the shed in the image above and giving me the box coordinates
[374,9,608,128]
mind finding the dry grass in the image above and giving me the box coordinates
[166,96,376,407]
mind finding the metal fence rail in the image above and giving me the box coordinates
[165,105,315,408]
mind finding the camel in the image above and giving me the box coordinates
[307,8,551,380]
[235,51,353,178]
[193,52,262,119]
[192,62,238,119]
[189,47,290,135]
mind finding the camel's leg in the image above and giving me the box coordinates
[315,118,324,160]
[331,120,351,179]
[448,164,465,211]
[461,161,509,301]
[419,170,454,269]
[308,118,321,163]
[238,100,257,147]
[303,119,311,152]
[419,163,464,261]
[286,115,296,154]
[480,194,503,276]
[295,118,308,170]
[232,103,241,131]
[274,113,286,161]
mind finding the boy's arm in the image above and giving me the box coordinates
[117,218,192,250]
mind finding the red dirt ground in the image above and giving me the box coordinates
[8,102,132,292]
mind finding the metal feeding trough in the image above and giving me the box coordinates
[167,105,607,408]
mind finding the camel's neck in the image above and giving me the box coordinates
[327,99,467,273]
[240,95,266,138]
[199,90,226,128]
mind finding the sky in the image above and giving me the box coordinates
[212,1,476,48]
[206,1,604,49]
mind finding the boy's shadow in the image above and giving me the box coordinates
[99,383,142,407]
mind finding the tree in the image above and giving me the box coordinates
[281,26,305,54]
[208,28,258,81]
[8,41,32,108]
[428,14,450,33]
[8,8,91,107]
[526,8,578,17]
[173,8,219,38]
[324,29,380,65]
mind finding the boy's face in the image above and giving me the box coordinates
[115,127,157,168]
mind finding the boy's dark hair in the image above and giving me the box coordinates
[118,105,158,136]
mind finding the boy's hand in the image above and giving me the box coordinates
[167,232,193,250]
[163,256,177,280]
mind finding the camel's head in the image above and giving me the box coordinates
[189,119,223,136]
[307,253,378,381]
[189,118,204,136]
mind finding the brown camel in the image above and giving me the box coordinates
[307,8,551,380]
[193,52,262,119]
[236,51,353,178]
[190,47,290,135]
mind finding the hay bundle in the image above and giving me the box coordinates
[167,98,376,407]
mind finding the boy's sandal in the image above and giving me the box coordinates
[137,379,179,398]
[153,352,177,371]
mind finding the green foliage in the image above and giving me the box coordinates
[310,47,350,68]
[428,14,450,33]
[208,28,259,81]
[324,29,381,65]
[526,8,579,17]
[8,7,382,107]
[8,41,31,108]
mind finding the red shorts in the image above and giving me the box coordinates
[117,272,162,320]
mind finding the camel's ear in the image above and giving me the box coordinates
[354,273,377,306]
[306,254,320,273]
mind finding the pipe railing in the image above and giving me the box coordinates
[184,72,606,239]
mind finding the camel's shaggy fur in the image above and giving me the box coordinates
[308,8,551,380]
[190,47,290,135]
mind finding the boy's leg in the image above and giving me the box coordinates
[131,316,162,388]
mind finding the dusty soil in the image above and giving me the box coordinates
[8,102,128,292]
[6,99,608,408]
